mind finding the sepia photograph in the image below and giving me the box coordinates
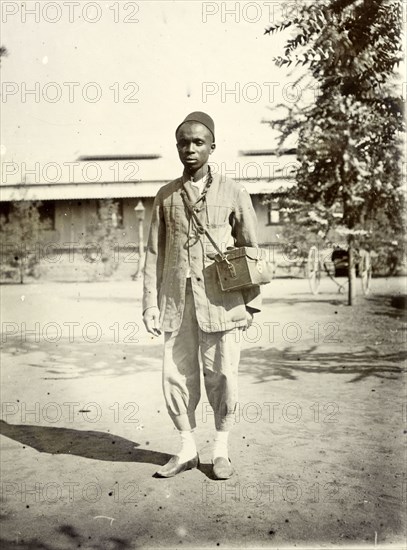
[0,1,406,549]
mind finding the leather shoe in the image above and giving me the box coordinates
[155,455,199,478]
[212,457,234,480]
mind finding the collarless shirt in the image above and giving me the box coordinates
[185,173,207,196]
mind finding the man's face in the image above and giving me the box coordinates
[176,122,215,172]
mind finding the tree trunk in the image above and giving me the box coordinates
[347,236,355,306]
[19,257,24,284]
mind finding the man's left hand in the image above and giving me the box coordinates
[245,309,254,329]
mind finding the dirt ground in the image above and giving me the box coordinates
[0,276,406,550]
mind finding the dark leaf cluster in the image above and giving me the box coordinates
[265,0,405,241]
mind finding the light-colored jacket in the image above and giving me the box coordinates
[143,172,262,333]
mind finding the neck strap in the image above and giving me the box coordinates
[180,179,227,262]
[182,166,213,208]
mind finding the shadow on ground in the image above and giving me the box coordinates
[240,346,406,383]
[0,531,132,550]
[262,296,345,306]
[1,338,163,379]
[0,421,229,485]
[0,421,218,484]
[367,294,407,320]
[2,339,406,385]
[0,420,171,465]
[263,293,407,310]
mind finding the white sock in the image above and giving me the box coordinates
[212,431,229,460]
[176,430,197,462]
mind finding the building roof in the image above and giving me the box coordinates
[0,153,298,201]
[0,181,166,201]
[0,178,295,202]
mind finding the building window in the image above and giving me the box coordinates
[0,202,11,222]
[267,200,281,225]
[97,199,124,228]
[38,201,56,230]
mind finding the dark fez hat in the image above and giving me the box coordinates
[176,111,215,141]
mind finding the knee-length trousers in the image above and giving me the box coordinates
[162,279,241,432]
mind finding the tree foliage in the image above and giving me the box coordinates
[0,201,48,283]
[265,0,404,253]
[85,199,122,278]
[0,46,8,61]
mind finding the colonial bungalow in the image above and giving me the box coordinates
[0,150,298,280]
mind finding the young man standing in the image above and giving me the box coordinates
[143,112,261,479]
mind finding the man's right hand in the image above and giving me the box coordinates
[143,307,162,337]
